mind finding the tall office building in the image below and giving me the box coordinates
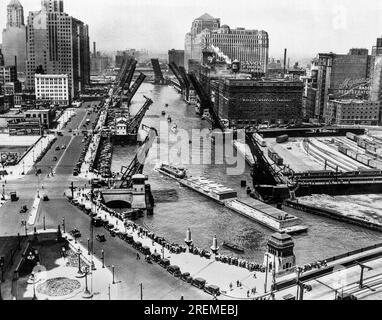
[25,0,90,98]
[2,0,27,73]
[185,13,269,74]
[315,49,371,120]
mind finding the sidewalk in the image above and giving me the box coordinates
[1,135,56,181]
[71,189,271,300]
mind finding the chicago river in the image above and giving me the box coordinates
[111,83,382,265]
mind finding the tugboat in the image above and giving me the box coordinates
[222,241,245,254]
[158,164,187,179]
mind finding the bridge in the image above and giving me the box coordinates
[101,188,134,208]
[151,59,166,84]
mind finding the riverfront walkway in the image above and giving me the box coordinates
[71,188,275,299]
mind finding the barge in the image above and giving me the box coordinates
[225,198,308,235]
[156,164,308,234]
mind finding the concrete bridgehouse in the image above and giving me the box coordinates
[211,78,304,128]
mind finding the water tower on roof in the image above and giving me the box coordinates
[231,59,241,74]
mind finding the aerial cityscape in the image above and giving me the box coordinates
[1,0,382,304]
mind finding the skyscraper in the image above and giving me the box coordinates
[184,13,269,74]
[25,0,90,98]
[2,0,27,73]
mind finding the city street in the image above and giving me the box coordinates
[0,102,210,300]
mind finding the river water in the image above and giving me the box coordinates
[111,83,381,265]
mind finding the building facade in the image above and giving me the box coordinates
[2,0,27,73]
[211,78,303,128]
[26,0,90,98]
[185,13,269,74]
[168,49,184,67]
[370,37,382,103]
[35,74,69,106]
[325,99,380,125]
[24,108,56,128]
[315,49,371,120]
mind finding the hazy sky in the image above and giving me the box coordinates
[1,0,382,60]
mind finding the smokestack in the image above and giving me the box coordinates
[14,55,17,73]
[283,48,287,75]
[93,42,96,57]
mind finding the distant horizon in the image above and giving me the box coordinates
[1,0,382,65]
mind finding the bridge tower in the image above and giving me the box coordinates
[131,174,147,209]
[264,231,296,275]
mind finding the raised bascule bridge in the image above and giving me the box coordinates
[97,127,158,213]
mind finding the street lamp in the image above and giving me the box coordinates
[101,250,105,268]
[31,272,37,300]
[82,266,93,299]
[77,248,83,275]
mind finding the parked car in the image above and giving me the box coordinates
[20,205,28,214]
[204,284,221,296]
[55,146,61,151]
[69,229,81,238]
[96,235,106,242]
[192,278,206,289]
[180,272,192,283]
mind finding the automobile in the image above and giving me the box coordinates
[19,205,28,214]
[73,171,79,177]
[10,192,18,202]
[68,129,73,133]
[204,284,221,296]
[158,258,170,268]
[96,235,106,242]
[69,229,81,238]
[180,272,192,283]
[62,145,66,150]
[283,294,296,300]
[82,139,86,143]
[42,195,49,202]
[52,156,58,162]
[192,278,206,289]
[55,146,61,151]
[92,218,103,227]
[57,131,63,136]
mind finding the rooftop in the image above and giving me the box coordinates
[196,13,216,20]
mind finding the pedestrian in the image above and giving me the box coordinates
[136,253,140,260]
[253,272,257,279]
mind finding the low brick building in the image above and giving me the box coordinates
[210,78,303,128]
[325,99,380,125]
